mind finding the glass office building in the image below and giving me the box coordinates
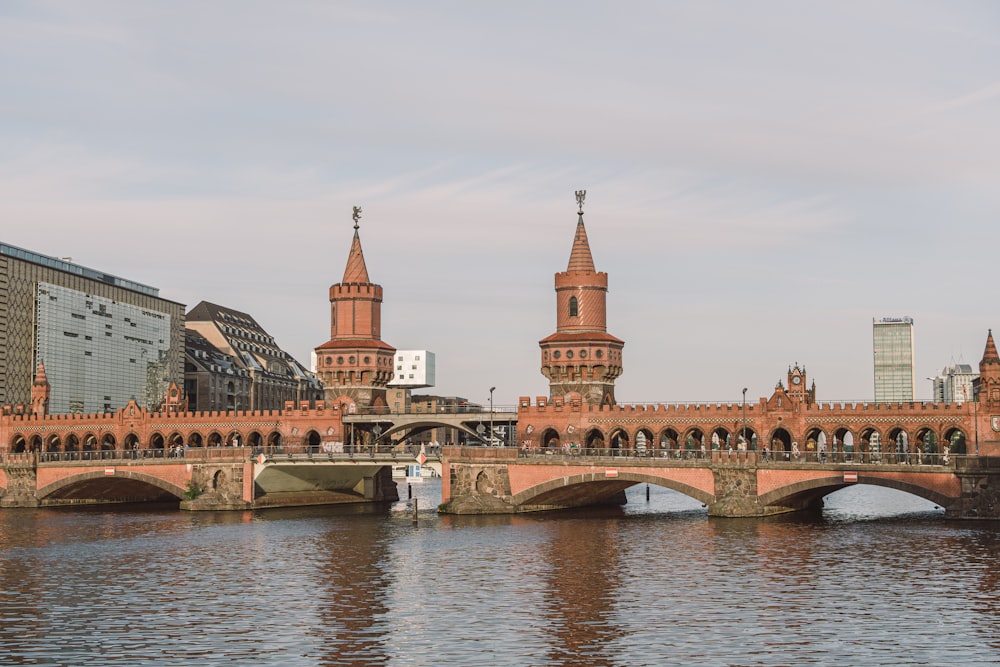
[873,316,915,402]
[36,283,174,413]
[1,242,184,413]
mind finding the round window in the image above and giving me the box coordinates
[579,350,587,359]
[554,351,561,360]
[337,356,344,364]
[566,350,574,359]
[595,350,604,359]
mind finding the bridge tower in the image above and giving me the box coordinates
[539,191,624,407]
[313,207,396,410]
[975,330,1000,456]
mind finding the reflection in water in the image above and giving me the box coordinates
[0,482,998,666]
[312,508,393,666]
[537,514,625,666]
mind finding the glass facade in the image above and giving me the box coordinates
[35,282,173,414]
[873,317,915,402]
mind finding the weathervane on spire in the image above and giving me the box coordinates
[575,189,586,215]
[352,205,362,230]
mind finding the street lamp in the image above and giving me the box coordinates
[489,386,496,446]
[741,387,748,450]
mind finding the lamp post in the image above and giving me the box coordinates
[489,386,496,446]
[741,387,748,449]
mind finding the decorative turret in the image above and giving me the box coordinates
[313,207,396,409]
[539,191,624,406]
[30,362,50,416]
[977,329,1000,409]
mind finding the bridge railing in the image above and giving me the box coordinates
[345,404,518,416]
[258,443,442,462]
[32,446,248,463]
[509,445,959,466]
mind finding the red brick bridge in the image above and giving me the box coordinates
[439,446,1000,519]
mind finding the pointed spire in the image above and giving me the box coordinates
[342,206,371,284]
[33,361,48,386]
[983,329,998,364]
[567,190,596,273]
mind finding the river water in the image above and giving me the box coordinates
[1,481,998,667]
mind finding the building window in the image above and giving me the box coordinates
[554,351,561,359]
[566,350,574,359]
[569,296,578,317]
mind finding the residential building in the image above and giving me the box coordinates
[184,301,321,412]
[873,316,915,402]
[0,242,184,413]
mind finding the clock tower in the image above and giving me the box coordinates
[786,363,814,405]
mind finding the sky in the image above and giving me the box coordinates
[3,1,999,407]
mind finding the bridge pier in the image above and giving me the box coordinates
[951,457,1000,519]
[0,457,41,508]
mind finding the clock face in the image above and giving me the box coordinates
[792,376,801,385]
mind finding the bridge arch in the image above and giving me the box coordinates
[267,431,282,449]
[207,431,223,447]
[584,428,605,449]
[609,428,629,451]
[887,427,910,463]
[510,470,715,508]
[944,428,967,454]
[150,432,166,451]
[659,428,679,450]
[681,428,703,455]
[766,427,792,458]
[858,426,881,463]
[758,474,956,514]
[710,427,730,451]
[635,427,655,454]
[540,428,560,449]
[306,430,321,449]
[187,432,204,448]
[36,470,188,503]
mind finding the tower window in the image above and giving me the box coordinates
[569,296,579,317]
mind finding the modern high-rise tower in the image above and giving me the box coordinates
[873,316,915,402]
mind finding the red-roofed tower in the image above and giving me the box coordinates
[539,191,624,406]
[313,207,396,409]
